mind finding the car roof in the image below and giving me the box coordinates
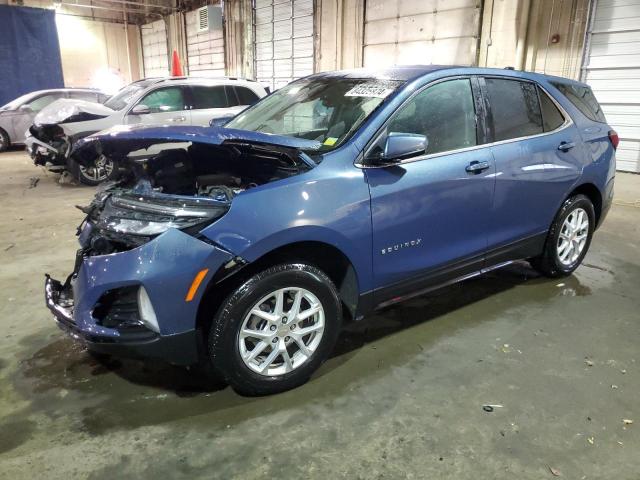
[145,76,263,87]
[27,88,103,95]
[307,65,590,88]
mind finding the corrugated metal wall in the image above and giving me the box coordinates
[141,19,169,77]
[254,0,315,90]
[186,7,226,77]
[363,0,481,67]
[583,0,640,172]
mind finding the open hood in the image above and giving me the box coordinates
[73,126,322,252]
[72,125,322,169]
[34,98,114,126]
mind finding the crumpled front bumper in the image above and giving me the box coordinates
[25,133,67,168]
[44,228,235,365]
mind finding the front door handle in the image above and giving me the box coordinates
[558,141,576,152]
[169,115,187,123]
[466,160,491,173]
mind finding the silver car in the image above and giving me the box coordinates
[0,89,107,151]
[26,77,267,185]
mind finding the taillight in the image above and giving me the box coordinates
[608,130,619,150]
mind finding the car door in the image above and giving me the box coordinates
[187,85,232,126]
[125,86,191,126]
[480,77,584,259]
[364,77,495,301]
[12,92,62,142]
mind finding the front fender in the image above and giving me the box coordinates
[199,163,374,293]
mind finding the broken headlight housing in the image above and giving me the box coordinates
[97,193,229,237]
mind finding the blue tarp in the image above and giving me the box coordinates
[0,5,64,106]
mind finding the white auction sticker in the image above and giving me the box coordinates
[345,83,395,98]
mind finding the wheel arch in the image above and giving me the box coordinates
[196,240,361,339]
[567,182,603,227]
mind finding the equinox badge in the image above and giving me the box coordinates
[381,238,422,255]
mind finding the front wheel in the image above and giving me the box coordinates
[531,194,595,278]
[207,263,342,396]
[71,154,118,186]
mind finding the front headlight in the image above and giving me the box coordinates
[97,193,229,236]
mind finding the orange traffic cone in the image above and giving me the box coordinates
[171,49,183,76]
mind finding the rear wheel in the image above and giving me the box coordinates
[207,263,342,396]
[0,129,10,152]
[71,154,117,186]
[531,194,595,278]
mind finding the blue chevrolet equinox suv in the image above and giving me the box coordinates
[45,66,616,395]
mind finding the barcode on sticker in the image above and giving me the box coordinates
[345,84,394,98]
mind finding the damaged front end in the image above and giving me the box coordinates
[27,123,71,169]
[72,125,319,252]
[26,99,112,172]
[44,125,320,364]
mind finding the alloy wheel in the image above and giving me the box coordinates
[239,287,325,376]
[556,207,589,266]
[79,154,114,182]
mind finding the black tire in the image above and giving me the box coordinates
[70,155,118,186]
[207,263,342,396]
[531,194,595,278]
[0,129,10,152]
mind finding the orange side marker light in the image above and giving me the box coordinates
[185,268,209,302]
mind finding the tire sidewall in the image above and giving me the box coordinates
[546,194,595,275]
[0,129,9,152]
[209,264,342,395]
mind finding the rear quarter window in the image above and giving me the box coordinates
[551,82,606,123]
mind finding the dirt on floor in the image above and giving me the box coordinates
[0,149,639,479]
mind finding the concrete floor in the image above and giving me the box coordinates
[0,149,639,479]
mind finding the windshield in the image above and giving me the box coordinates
[104,80,156,111]
[226,77,403,151]
[1,92,39,111]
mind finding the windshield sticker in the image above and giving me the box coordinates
[323,137,338,146]
[345,82,395,98]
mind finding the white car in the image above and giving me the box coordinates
[26,77,267,185]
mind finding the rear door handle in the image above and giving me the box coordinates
[169,116,187,123]
[558,141,576,152]
[466,160,491,173]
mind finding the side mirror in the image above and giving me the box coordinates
[209,114,235,127]
[19,104,33,112]
[370,132,427,165]
[130,104,151,115]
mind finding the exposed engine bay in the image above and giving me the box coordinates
[75,135,318,256]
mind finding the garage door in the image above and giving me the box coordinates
[254,0,314,91]
[363,0,480,68]
[583,0,640,172]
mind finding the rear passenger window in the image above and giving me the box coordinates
[190,86,228,109]
[387,78,477,155]
[538,87,565,132]
[235,87,260,105]
[551,82,606,123]
[485,78,542,141]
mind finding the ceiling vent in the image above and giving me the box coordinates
[196,5,222,33]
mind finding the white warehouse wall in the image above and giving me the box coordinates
[185,7,226,77]
[141,19,170,77]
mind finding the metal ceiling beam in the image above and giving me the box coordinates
[58,1,164,18]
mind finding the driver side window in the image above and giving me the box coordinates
[387,78,477,156]
[138,87,185,113]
